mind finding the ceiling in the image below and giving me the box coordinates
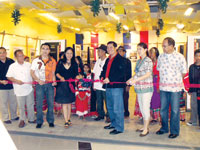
[0,0,200,33]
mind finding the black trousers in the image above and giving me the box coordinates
[123,86,130,117]
[90,88,96,112]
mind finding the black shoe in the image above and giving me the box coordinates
[94,117,104,121]
[156,130,167,135]
[49,123,55,128]
[109,129,122,135]
[104,124,115,129]
[28,120,36,124]
[168,134,178,139]
[124,112,130,117]
[11,117,19,121]
[105,117,111,123]
[150,120,158,124]
[36,124,42,128]
[4,120,12,124]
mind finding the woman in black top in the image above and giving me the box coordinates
[55,47,78,128]
[188,49,200,127]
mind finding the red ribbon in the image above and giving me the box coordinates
[2,80,200,88]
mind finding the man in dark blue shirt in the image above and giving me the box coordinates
[0,47,18,124]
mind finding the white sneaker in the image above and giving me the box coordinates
[187,122,197,126]
[91,115,97,119]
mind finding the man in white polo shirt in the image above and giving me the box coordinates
[7,50,35,128]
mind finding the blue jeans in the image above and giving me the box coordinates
[36,83,54,124]
[106,88,124,132]
[160,91,181,135]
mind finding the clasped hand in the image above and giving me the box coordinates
[126,78,136,86]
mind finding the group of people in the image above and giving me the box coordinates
[0,37,199,139]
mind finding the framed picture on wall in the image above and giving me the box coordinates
[90,47,94,61]
[82,50,87,63]
[75,44,81,56]
[6,48,10,58]
[30,48,36,62]
[130,51,138,62]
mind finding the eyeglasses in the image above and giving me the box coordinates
[0,51,6,54]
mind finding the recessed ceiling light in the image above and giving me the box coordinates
[176,24,184,29]
[39,13,59,23]
[123,25,129,30]
[184,7,193,16]
[74,28,80,31]
[109,12,120,20]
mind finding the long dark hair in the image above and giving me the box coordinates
[83,64,91,74]
[76,56,84,74]
[149,47,159,59]
[137,42,149,56]
[62,47,75,64]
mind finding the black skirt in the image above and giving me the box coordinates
[55,82,75,104]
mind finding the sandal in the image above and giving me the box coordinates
[64,122,69,128]
[68,120,72,125]
[140,130,149,137]
[136,129,143,132]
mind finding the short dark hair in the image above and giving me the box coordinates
[40,43,51,50]
[14,49,23,57]
[0,47,6,51]
[137,42,148,56]
[117,46,126,52]
[194,49,200,56]
[107,41,117,48]
[164,37,175,47]
[149,47,159,58]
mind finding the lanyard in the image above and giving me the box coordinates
[135,57,147,73]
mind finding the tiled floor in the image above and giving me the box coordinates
[5,112,200,150]
[1,87,200,150]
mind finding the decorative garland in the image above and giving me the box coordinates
[158,19,164,30]
[156,29,160,37]
[90,0,101,17]
[125,32,131,39]
[116,23,122,33]
[57,23,62,33]
[11,9,22,26]
[158,0,169,13]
